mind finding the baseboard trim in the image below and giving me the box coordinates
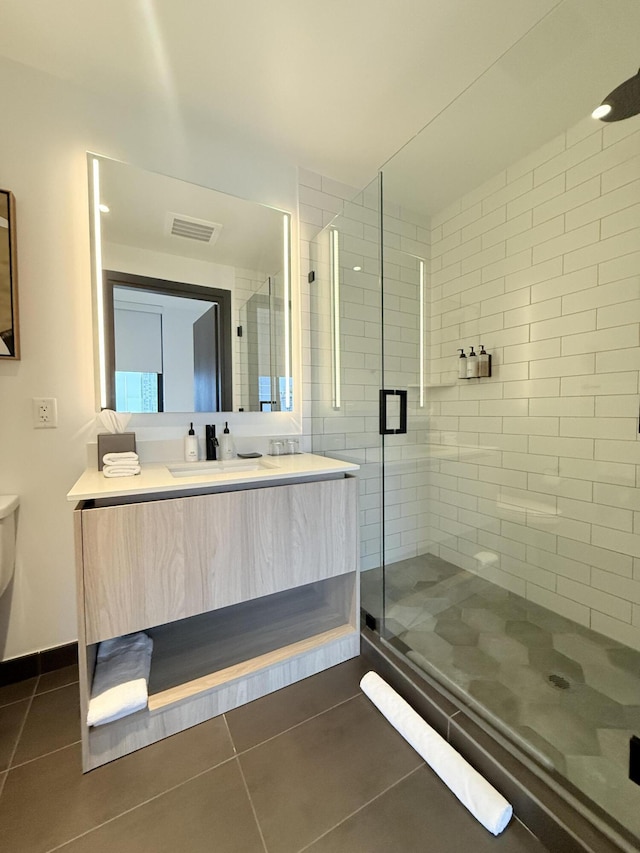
[0,642,78,686]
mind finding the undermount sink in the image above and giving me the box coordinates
[167,459,271,478]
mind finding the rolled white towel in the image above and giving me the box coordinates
[102,451,139,466]
[103,464,141,478]
[360,671,512,835]
[87,632,153,727]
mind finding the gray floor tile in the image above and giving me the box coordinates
[0,716,234,853]
[53,759,263,853]
[239,693,423,853]
[305,766,549,853]
[0,698,29,771]
[225,656,369,753]
[11,683,80,765]
[36,663,79,694]
[566,753,640,839]
[0,677,37,708]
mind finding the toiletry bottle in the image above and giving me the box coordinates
[205,424,218,460]
[184,422,198,462]
[457,348,467,379]
[220,422,234,461]
[478,344,491,378]
[467,346,479,378]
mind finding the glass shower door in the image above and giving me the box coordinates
[307,176,385,624]
[378,184,434,648]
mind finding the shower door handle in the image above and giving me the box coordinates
[379,389,407,435]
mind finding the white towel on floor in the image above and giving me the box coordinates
[102,451,139,465]
[87,632,153,727]
[360,671,512,835]
[103,464,141,478]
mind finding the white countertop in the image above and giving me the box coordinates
[67,453,360,502]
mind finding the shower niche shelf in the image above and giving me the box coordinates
[73,474,359,771]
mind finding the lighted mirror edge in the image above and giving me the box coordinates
[91,157,108,409]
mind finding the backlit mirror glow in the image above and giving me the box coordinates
[88,154,293,414]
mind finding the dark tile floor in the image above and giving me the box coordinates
[0,657,550,852]
[361,555,640,842]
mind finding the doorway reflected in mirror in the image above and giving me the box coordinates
[88,154,292,413]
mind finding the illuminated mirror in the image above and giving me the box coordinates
[88,154,292,413]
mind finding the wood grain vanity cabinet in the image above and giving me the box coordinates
[74,474,359,771]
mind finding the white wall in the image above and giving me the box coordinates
[425,113,640,650]
[0,56,297,660]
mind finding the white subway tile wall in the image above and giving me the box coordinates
[303,113,640,650]
[427,114,640,650]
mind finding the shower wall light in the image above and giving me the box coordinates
[330,228,341,409]
[419,258,425,408]
[592,68,640,122]
[283,213,291,411]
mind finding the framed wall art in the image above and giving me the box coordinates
[0,189,19,359]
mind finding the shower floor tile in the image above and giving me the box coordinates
[361,555,640,841]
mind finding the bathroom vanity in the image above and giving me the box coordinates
[68,454,360,771]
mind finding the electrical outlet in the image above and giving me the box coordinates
[32,397,58,429]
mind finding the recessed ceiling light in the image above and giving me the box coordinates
[99,203,110,213]
[353,265,362,271]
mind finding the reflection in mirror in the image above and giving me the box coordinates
[105,271,233,413]
[88,154,292,413]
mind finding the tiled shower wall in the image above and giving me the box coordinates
[425,113,640,651]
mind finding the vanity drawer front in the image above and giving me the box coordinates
[183,475,358,613]
[82,497,188,644]
[82,476,358,644]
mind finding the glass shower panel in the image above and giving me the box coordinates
[308,177,383,615]
[379,0,640,844]
[379,193,432,639]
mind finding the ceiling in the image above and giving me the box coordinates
[0,0,563,190]
[383,0,640,214]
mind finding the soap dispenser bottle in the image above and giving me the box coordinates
[467,346,479,378]
[457,348,467,379]
[478,344,491,378]
[219,422,234,461]
[184,422,198,462]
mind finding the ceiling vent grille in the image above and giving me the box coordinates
[165,213,222,244]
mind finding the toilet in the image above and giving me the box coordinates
[0,495,19,597]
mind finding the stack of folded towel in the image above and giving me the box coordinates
[102,451,140,478]
[87,632,153,727]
